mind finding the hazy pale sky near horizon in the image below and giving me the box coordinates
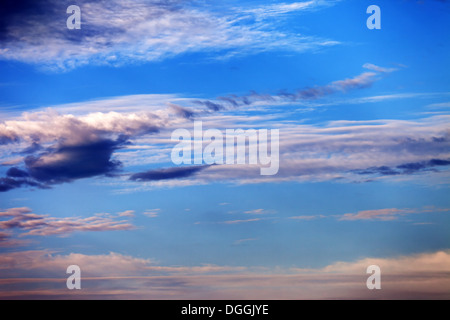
[0,0,449,299]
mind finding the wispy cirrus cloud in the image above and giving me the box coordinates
[0,0,341,70]
[242,0,340,19]
[193,67,386,111]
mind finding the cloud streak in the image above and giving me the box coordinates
[130,165,209,182]
[0,207,135,241]
[339,207,450,221]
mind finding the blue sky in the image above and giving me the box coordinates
[0,0,449,299]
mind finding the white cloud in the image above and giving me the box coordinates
[363,63,397,73]
[0,0,341,70]
[143,209,161,218]
[118,210,135,218]
[427,102,450,109]
[243,0,338,19]
[221,218,261,224]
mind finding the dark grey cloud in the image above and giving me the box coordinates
[129,165,209,182]
[0,134,19,145]
[193,100,224,112]
[0,0,53,40]
[169,103,195,119]
[397,159,450,174]
[192,71,380,113]
[24,137,126,184]
[6,167,29,178]
[0,177,44,192]
[354,166,400,176]
[19,142,43,155]
[354,159,450,177]
[0,136,128,192]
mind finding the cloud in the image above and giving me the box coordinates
[427,102,450,109]
[0,249,448,299]
[168,103,195,119]
[193,68,386,112]
[340,208,416,221]
[0,106,176,191]
[244,209,275,215]
[289,215,325,220]
[244,0,338,19]
[327,72,377,92]
[1,69,448,191]
[244,209,265,215]
[233,238,258,245]
[0,109,164,146]
[158,114,447,187]
[221,218,261,225]
[363,63,398,73]
[143,209,160,218]
[0,207,135,238]
[118,210,135,218]
[24,138,125,184]
[339,207,450,221]
[0,136,128,191]
[0,177,45,192]
[0,230,31,247]
[0,0,341,70]
[354,158,450,177]
[129,165,209,182]
[6,167,29,178]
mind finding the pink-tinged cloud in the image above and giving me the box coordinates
[118,210,135,218]
[0,250,448,299]
[289,215,326,220]
[0,207,135,239]
[339,208,415,221]
[339,207,450,221]
[0,230,31,247]
[243,209,275,215]
[222,218,261,224]
[143,209,161,218]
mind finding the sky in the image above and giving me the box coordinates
[0,0,449,299]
